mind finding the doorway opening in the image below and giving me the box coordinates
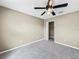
[49,22,54,41]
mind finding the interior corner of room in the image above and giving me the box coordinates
[45,10,79,49]
[1,0,79,59]
[0,0,79,54]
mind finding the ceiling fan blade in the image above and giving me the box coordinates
[41,11,46,16]
[34,7,46,9]
[52,11,56,16]
[53,3,68,9]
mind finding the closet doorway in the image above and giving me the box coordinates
[49,22,54,41]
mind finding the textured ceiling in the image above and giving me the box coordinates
[0,0,79,19]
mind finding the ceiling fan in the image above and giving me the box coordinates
[34,0,68,16]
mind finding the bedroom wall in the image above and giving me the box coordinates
[0,6,44,52]
[46,11,79,48]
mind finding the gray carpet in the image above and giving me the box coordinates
[0,40,79,59]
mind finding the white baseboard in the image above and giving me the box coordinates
[0,38,44,54]
[55,41,79,50]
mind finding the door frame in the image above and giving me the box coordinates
[45,20,55,40]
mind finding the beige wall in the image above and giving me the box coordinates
[0,6,44,51]
[47,11,79,48]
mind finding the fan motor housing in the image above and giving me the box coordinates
[46,5,53,10]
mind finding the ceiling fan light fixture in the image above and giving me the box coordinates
[48,8,52,12]
[47,11,51,14]
[47,8,52,14]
